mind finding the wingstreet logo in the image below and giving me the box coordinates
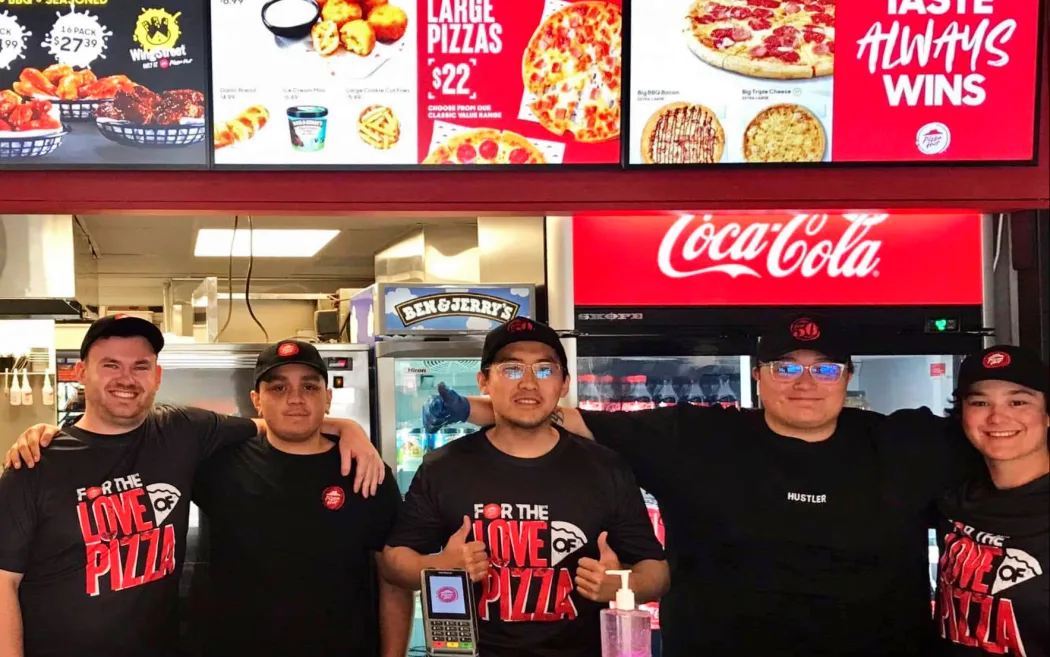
[130,8,192,69]
[394,293,519,326]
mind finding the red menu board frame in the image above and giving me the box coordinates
[0,32,1044,213]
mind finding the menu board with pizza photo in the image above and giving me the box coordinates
[209,0,621,166]
[626,0,1042,166]
[0,0,209,168]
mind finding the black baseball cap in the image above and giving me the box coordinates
[955,345,1048,397]
[254,340,329,387]
[756,314,852,364]
[481,317,568,371]
[80,314,165,360]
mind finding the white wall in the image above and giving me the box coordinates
[850,355,956,415]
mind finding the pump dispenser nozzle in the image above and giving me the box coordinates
[606,569,634,611]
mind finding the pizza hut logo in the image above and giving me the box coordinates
[506,318,533,332]
[278,343,299,357]
[436,586,459,603]
[113,314,130,320]
[321,486,345,510]
[982,351,1011,369]
[657,214,886,280]
[790,318,820,341]
[916,122,951,156]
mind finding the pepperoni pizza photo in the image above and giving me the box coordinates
[626,0,834,165]
[684,0,835,79]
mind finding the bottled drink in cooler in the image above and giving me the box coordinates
[715,377,739,408]
[598,375,622,412]
[622,375,655,412]
[655,379,678,407]
[700,373,721,405]
[578,374,604,411]
[683,379,707,406]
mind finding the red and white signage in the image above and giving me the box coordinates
[626,0,1041,164]
[833,0,1041,162]
[572,213,984,306]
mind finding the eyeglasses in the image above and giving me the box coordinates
[767,360,847,383]
[488,362,561,381]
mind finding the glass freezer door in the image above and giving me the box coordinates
[391,356,482,493]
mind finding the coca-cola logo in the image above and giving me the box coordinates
[656,214,887,280]
[790,318,820,341]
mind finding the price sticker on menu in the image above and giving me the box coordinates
[42,9,112,68]
[0,12,30,70]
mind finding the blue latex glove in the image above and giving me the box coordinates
[422,383,470,432]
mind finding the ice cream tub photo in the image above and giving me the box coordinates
[287,105,329,151]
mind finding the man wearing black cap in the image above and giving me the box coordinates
[423,314,983,657]
[382,318,669,657]
[0,317,384,657]
[189,339,411,657]
[935,345,1048,657]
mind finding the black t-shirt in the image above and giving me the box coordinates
[191,435,402,657]
[385,427,665,657]
[579,404,983,657]
[0,405,258,657]
[935,473,1049,657]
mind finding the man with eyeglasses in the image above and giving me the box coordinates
[382,318,669,657]
[422,314,982,657]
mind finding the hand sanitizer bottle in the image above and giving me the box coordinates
[600,570,651,657]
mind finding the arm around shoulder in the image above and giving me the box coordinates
[0,569,24,657]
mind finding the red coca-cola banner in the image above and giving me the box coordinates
[572,213,984,306]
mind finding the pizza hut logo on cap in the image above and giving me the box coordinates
[506,318,533,333]
[277,343,299,357]
[114,314,129,320]
[982,351,1011,369]
[790,318,820,341]
[322,486,345,511]
[436,586,460,603]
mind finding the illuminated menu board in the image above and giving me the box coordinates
[625,0,1042,165]
[0,0,209,168]
[210,0,621,166]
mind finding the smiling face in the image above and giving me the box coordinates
[961,380,1049,464]
[76,336,162,431]
[479,341,569,431]
[754,349,851,435]
[251,363,331,442]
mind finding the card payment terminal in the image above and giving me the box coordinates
[420,569,479,656]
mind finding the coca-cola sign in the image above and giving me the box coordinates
[573,213,984,307]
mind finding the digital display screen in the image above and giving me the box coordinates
[210,0,621,167]
[624,0,1041,165]
[427,574,467,616]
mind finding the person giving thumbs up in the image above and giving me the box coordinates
[444,515,491,582]
[574,531,623,603]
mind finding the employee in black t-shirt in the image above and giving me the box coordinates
[0,316,383,657]
[424,314,984,657]
[190,340,412,657]
[934,345,1049,657]
[383,318,669,657]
